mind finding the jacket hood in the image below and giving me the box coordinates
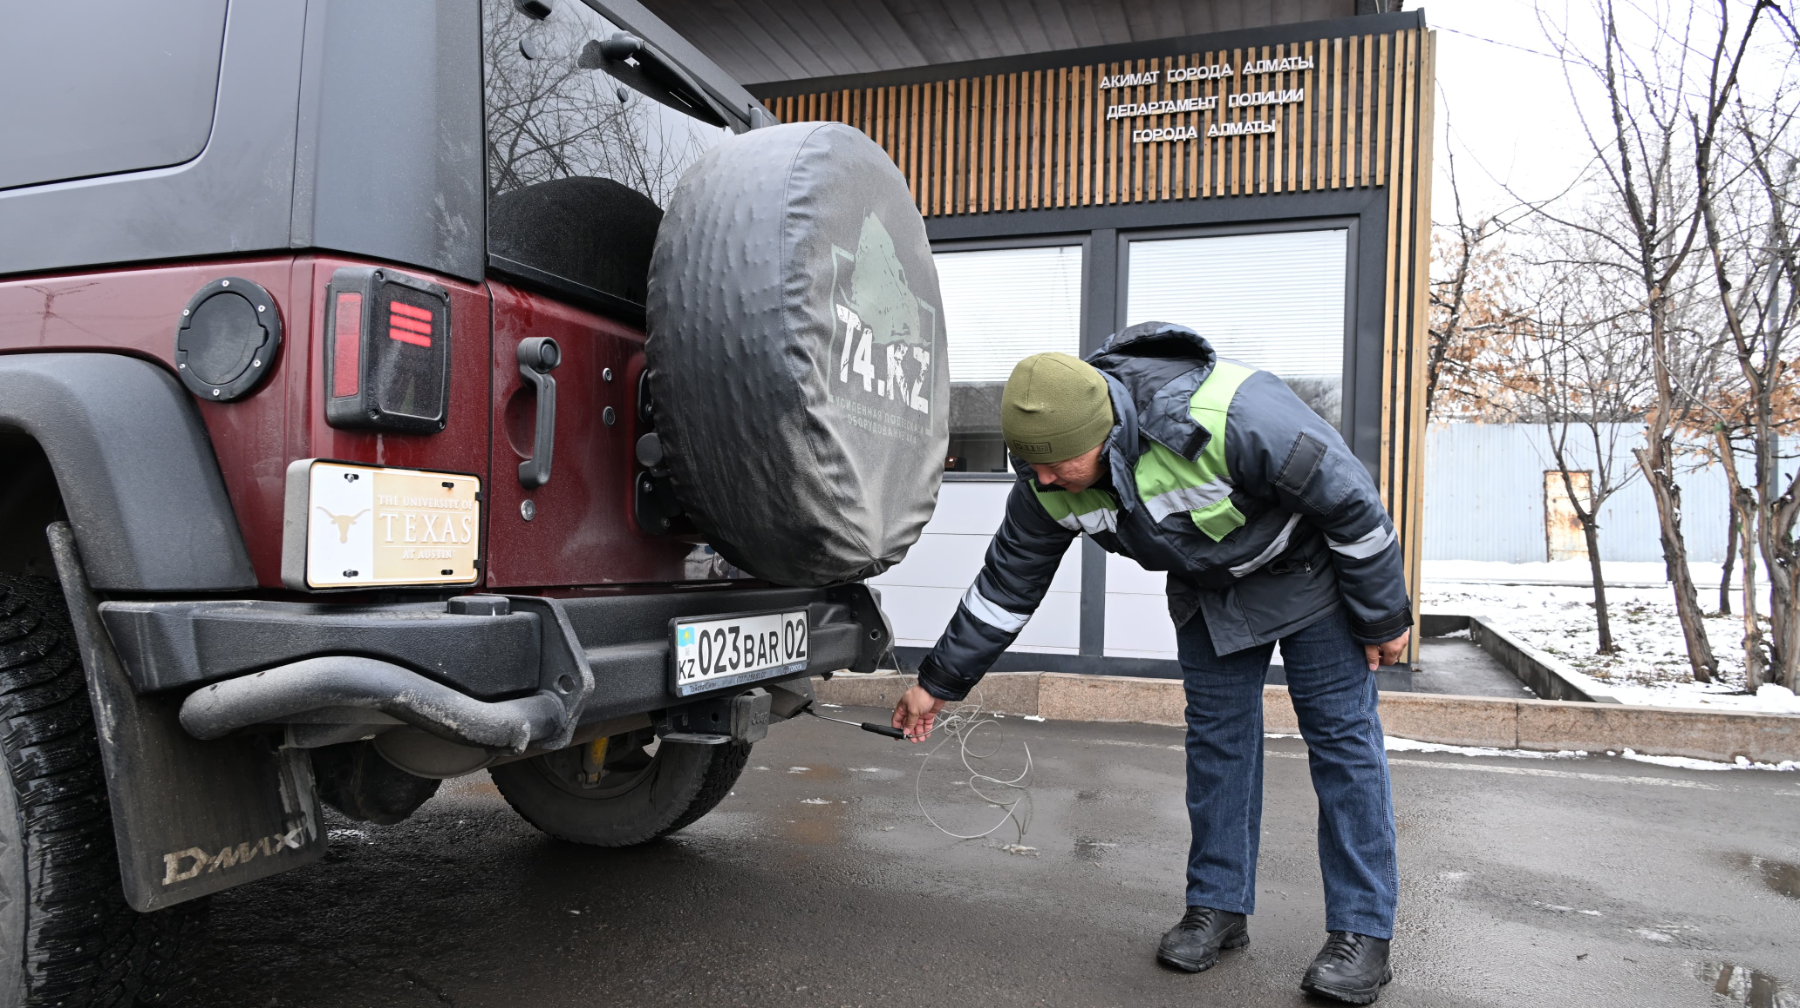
[1087,321,1218,462]
[1091,320,1218,365]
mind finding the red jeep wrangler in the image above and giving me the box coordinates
[0,1,946,1002]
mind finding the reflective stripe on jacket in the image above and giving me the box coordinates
[917,321,1412,702]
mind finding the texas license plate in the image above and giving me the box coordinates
[671,610,809,696]
[294,460,481,589]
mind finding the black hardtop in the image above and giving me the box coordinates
[0,0,762,284]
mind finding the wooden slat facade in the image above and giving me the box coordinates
[766,29,1436,653]
[765,31,1426,213]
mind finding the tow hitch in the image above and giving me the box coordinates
[656,690,772,744]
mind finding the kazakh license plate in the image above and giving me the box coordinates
[294,460,481,589]
[671,609,809,696]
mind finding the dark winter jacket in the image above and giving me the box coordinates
[916,322,1412,702]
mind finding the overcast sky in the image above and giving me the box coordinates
[1426,0,1793,225]
[1427,0,1610,222]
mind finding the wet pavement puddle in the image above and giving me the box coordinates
[1697,962,1799,1008]
[1727,852,1800,900]
[1073,837,1118,862]
[847,765,904,781]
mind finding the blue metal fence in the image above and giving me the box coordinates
[1422,423,1794,563]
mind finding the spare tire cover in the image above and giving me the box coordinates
[647,122,948,586]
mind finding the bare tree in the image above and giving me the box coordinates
[1713,427,1770,683]
[1538,0,1721,681]
[1428,122,1534,420]
[1690,0,1800,689]
[1512,230,1653,652]
[1718,443,1741,616]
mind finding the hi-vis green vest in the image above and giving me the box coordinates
[913,321,1414,701]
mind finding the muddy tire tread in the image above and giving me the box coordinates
[660,741,750,836]
[0,575,207,1006]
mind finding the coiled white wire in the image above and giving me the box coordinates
[911,691,1034,846]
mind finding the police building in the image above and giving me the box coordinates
[643,0,1437,675]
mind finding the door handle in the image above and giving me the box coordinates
[517,337,560,488]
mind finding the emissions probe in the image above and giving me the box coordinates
[795,700,907,739]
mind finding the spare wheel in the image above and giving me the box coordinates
[646,122,949,586]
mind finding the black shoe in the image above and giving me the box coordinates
[1301,931,1392,1004]
[1156,905,1249,972]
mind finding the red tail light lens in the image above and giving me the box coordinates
[322,267,451,433]
[331,292,363,397]
[387,301,433,348]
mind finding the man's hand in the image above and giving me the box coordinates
[1364,629,1411,671]
[892,684,948,743]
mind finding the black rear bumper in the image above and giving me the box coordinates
[101,584,890,751]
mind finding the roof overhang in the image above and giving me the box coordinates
[635,0,1405,87]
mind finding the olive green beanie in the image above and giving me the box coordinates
[1000,353,1114,464]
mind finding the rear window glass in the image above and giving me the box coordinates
[0,0,226,191]
[482,0,732,313]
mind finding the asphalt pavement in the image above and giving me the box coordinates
[1413,638,1539,698]
[189,708,1800,1007]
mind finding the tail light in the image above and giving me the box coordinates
[323,267,452,433]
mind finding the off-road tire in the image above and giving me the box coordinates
[0,574,209,1006]
[491,734,750,846]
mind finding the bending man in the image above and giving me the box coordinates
[892,322,1411,1005]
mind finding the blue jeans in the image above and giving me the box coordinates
[1177,606,1398,939]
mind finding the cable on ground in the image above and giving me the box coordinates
[911,689,1035,849]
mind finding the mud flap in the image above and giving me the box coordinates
[47,523,324,911]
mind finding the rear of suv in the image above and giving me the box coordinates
[0,1,946,1003]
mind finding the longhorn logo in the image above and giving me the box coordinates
[315,507,370,544]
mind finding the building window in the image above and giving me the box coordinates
[1124,228,1348,428]
[935,244,1084,471]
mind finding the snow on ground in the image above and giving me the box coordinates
[1382,736,1586,759]
[1424,558,1759,590]
[1273,734,1795,769]
[1423,562,1796,713]
[1616,748,1799,772]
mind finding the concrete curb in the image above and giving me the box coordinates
[1422,614,1622,703]
[814,671,1799,764]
